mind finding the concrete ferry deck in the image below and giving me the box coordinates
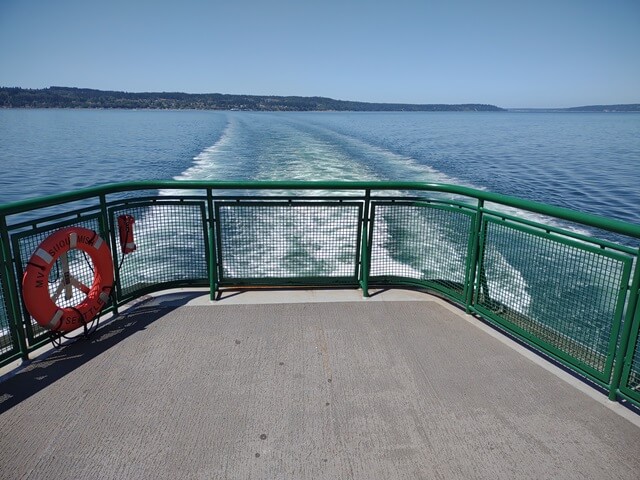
[1,288,639,479]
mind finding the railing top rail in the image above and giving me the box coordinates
[1,180,639,239]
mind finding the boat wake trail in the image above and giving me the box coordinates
[153,113,563,317]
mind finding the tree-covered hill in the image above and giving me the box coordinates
[0,86,505,112]
[563,104,640,112]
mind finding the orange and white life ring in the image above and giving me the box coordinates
[22,226,114,332]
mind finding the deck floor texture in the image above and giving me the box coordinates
[1,297,639,479]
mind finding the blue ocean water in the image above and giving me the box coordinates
[1,109,638,226]
[1,109,638,351]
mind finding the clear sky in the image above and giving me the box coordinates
[0,0,638,108]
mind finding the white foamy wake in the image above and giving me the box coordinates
[369,217,426,279]
[481,249,532,315]
[153,116,600,317]
[159,117,237,197]
[220,205,360,279]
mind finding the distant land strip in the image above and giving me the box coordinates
[0,86,503,111]
[509,105,640,113]
[1,87,638,112]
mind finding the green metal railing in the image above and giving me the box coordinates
[1,180,639,409]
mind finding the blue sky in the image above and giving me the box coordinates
[0,0,638,108]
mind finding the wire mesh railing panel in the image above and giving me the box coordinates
[12,216,103,345]
[369,202,474,300]
[217,202,362,282]
[110,201,208,299]
[0,275,18,358]
[476,217,632,379]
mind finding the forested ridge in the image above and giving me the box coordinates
[564,104,640,112]
[0,86,504,111]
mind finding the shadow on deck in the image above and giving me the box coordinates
[1,289,639,479]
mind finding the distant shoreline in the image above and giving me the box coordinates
[0,86,503,112]
[508,106,640,113]
[1,86,638,112]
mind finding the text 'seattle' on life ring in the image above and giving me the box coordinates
[22,226,114,333]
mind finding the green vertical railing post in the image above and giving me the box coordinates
[207,189,218,301]
[608,250,640,401]
[465,199,484,313]
[209,225,218,301]
[98,193,110,242]
[476,215,491,305]
[98,193,118,314]
[0,215,29,360]
[359,189,371,298]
